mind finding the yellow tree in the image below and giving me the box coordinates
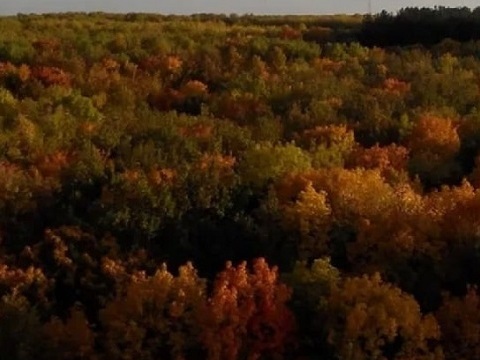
[407,113,460,186]
[100,263,207,360]
[327,273,442,360]
[281,182,332,259]
[275,168,416,271]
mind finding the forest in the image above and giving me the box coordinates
[1,6,480,359]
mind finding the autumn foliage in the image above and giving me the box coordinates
[327,273,442,360]
[199,259,295,360]
[0,10,480,360]
[99,259,294,360]
[437,287,480,360]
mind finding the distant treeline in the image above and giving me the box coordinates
[360,7,480,47]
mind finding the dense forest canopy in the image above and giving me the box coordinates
[361,6,480,46]
[1,7,480,360]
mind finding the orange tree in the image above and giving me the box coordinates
[199,258,296,360]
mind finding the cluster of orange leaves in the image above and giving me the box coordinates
[180,80,209,97]
[139,55,183,73]
[197,153,236,173]
[280,25,302,40]
[147,167,177,187]
[78,121,97,136]
[0,62,31,82]
[382,77,411,95]
[35,150,74,178]
[408,114,460,162]
[215,93,270,123]
[99,166,177,207]
[178,123,213,139]
[148,80,208,112]
[347,143,409,179]
[200,259,295,360]
[97,258,295,360]
[31,66,72,87]
[0,264,50,303]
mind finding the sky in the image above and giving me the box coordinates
[0,0,478,16]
